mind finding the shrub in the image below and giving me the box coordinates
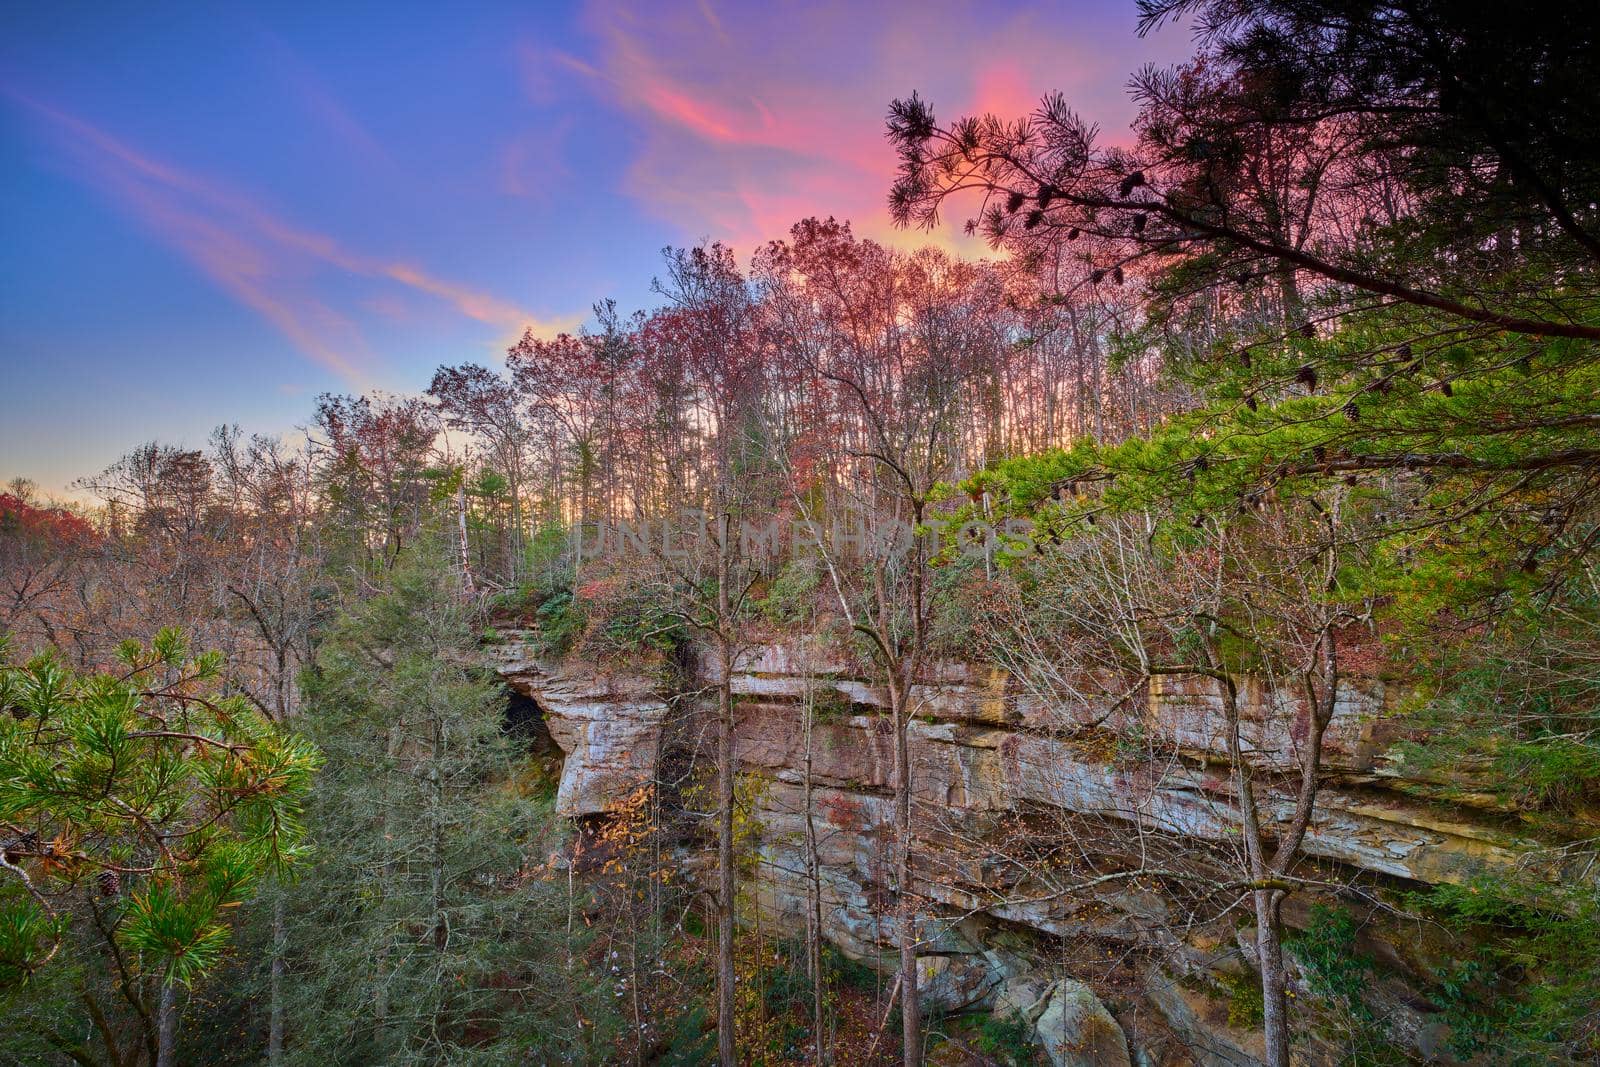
[658,1005,715,1066]
[571,574,686,662]
[927,553,991,656]
[809,685,856,723]
[1290,906,1375,1011]
[1494,735,1600,811]
[1216,969,1266,1030]
[759,556,822,626]
[1407,877,1600,1062]
[759,941,815,1019]
[1282,906,1415,1064]
[530,589,585,657]
[973,1009,1037,1065]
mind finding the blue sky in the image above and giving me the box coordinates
[1,1,1191,496]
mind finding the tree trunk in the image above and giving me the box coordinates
[155,981,177,1067]
[755,889,767,1041]
[508,467,523,581]
[803,670,826,1066]
[897,499,928,1067]
[431,740,447,953]
[1208,640,1290,1067]
[631,903,645,1067]
[456,482,475,597]
[716,512,738,1067]
[574,452,591,586]
[1254,889,1291,1067]
[374,722,404,1029]
[269,895,285,1064]
[892,671,921,1067]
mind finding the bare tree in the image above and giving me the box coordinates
[977,496,1371,1067]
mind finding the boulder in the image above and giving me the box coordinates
[1142,965,1265,1067]
[992,974,1053,1023]
[1033,978,1133,1067]
[918,953,1002,1011]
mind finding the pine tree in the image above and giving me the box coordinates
[278,542,607,1064]
[0,629,318,1066]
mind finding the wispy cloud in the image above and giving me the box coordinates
[5,91,578,383]
[250,23,393,166]
[554,0,1181,257]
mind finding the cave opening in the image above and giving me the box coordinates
[503,686,558,758]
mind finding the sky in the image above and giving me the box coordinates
[1,1,1194,497]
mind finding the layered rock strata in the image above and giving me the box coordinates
[494,634,1580,1064]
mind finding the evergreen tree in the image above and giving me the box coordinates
[0,630,318,1066]
[278,543,607,1064]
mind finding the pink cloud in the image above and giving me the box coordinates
[7,92,578,382]
[559,0,1182,257]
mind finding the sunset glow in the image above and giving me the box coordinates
[1,1,1187,494]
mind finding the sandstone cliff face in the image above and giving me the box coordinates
[487,636,670,817]
[493,635,1580,1064]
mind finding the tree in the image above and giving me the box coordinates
[313,394,439,573]
[0,491,96,658]
[509,305,642,586]
[279,543,592,1064]
[0,629,318,1066]
[885,0,1600,609]
[887,0,1600,342]
[959,487,1374,1067]
[649,242,770,1067]
[886,23,1600,1057]
[757,218,995,1065]
[427,365,532,581]
[72,444,244,668]
[209,425,326,1064]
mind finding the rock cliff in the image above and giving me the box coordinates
[490,632,1583,1064]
